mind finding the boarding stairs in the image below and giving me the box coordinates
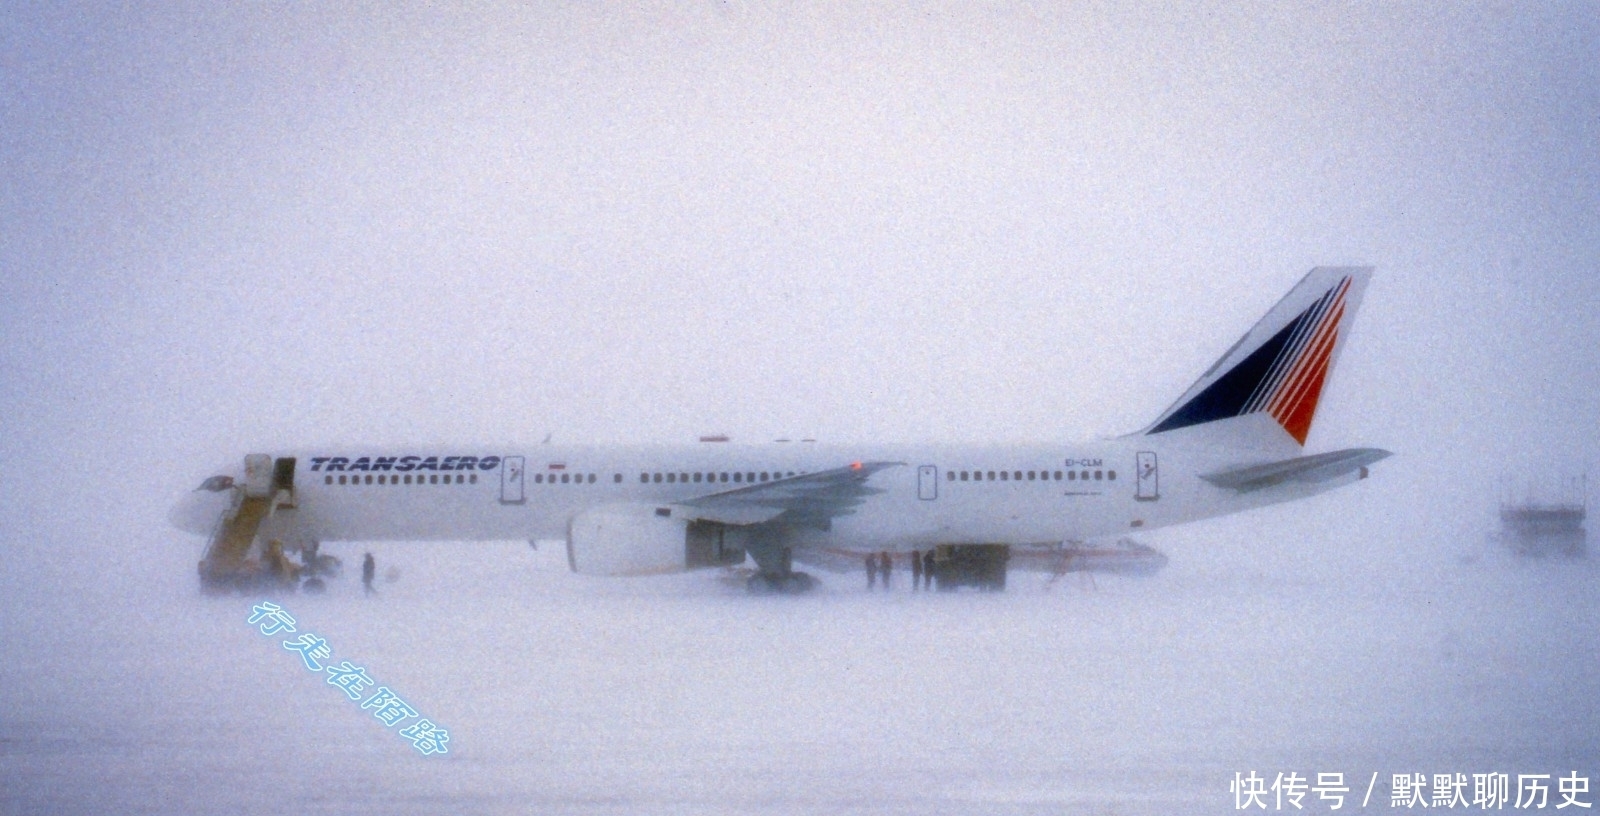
[198,455,298,593]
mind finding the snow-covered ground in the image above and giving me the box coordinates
[4,521,1594,815]
[5,5,1597,813]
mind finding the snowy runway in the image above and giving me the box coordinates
[4,533,1594,815]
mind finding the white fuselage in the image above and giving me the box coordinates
[173,268,1385,578]
[207,425,1348,559]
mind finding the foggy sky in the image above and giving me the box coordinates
[2,4,1597,597]
[3,5,1599,812]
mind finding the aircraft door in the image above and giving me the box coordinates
[1135,451,1159,501]
[918,465,938,500]
[501,455,525,504]
[271,457,296,493]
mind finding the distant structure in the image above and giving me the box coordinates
[1499,475,1587,558]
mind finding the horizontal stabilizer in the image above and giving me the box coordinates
[1200,448,1391,493]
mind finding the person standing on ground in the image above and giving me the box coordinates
[879,551,892,591]
[910,549,923,591]
[922,549,935,590]
[362,552,375,596]
[865,552,877,590]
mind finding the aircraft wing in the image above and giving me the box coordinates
[1200,447,1392,493]
[675,461,903,528]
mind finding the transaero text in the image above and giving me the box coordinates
[311,456,502,473]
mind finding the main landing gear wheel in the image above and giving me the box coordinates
[747,572,817,594]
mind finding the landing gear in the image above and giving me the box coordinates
[932,544,1009,592]
[747,571,817,594]
[743,540,817,594]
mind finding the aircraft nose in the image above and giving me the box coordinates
[169,486,233,535]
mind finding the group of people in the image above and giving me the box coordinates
[864,549,935,591]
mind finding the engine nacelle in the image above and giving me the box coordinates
[566,503,746,576]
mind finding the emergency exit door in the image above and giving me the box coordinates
[1135,451,1159,501]
[918,465,938,500]
[500,455,525,504]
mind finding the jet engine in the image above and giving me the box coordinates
[566,504,746,575]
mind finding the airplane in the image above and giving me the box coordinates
[171,267,1390,593]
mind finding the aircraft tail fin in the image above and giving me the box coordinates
[1143,267,1372,450]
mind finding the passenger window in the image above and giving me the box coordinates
[947,471,955,481]
[746,473,755,483]
[588,474,596,484]
[666,473,676,483]
[1000,471,1008,481]
[693,473,702,483]
[1094,470,1103,480]
[339,475,347,485]
[986,471,995,481]
[325,475,332,485]
[760,472,769,482]
[1080,471,1089,481]
[1068,471,1076,481]
[1107,470,1116,481]
[471,474,478,484]
[1013,471,1021,481]
[653,473,662,483]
